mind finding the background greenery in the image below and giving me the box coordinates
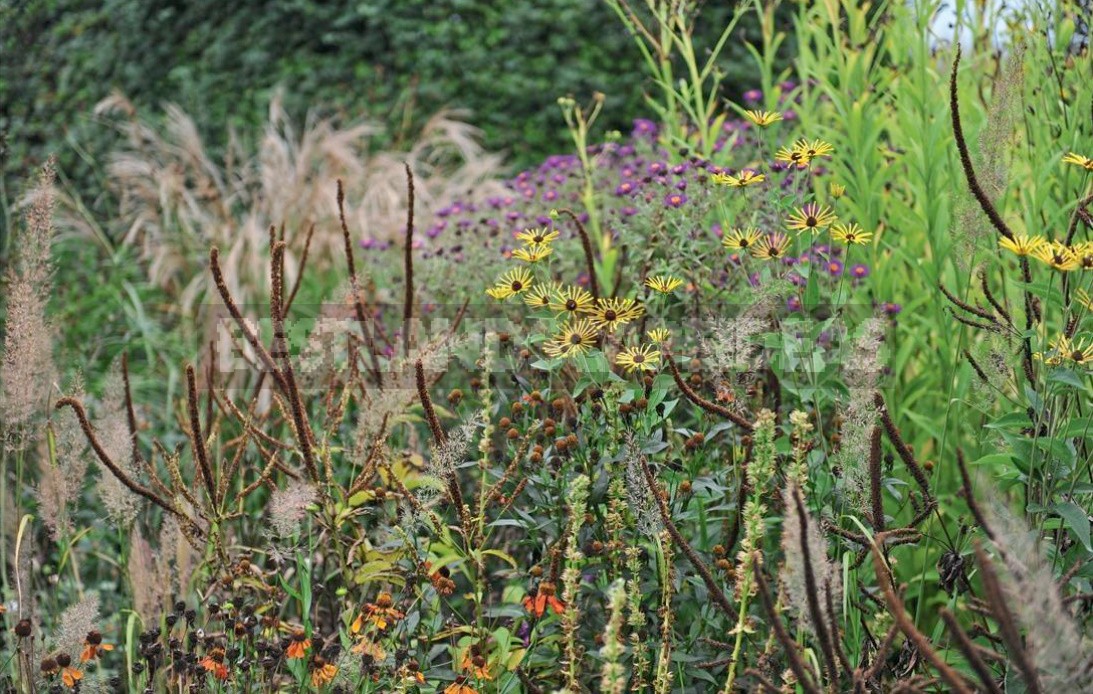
[1,0,793,221]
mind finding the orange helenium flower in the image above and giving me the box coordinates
[522,581,565,618]
[286,629,311,659]
[200,647,229,681]
[79,630,114,662]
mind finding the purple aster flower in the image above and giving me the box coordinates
[543,189,559,202]
[743,88,763,103]
[620,206,637,217]
[850,264,870,279]
[884,302,902,315]
[827,260,844,276]
[632,118,658,139]
[615,181,637,196]
[671,163,688,175]
[663,192,688,208]
[536,215,552,225]
[675,179,687,190]
[648,161,666,175]
[786,295,802,311]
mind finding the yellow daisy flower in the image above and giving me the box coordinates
[1039,334,1093,366]
[829,181,846,199]
[1032,242,1079,272]
[644,275,684,293]
[775,146,810,169]
[589,297,644,332]
[786,203,837,234]
[1075,288,1093,311]
[543,319,599,359]
[647,328,671,344]
[998,234,1047,257]
[712,169,766,187]
[1073,242,1093,270]
[1062,152,1093,171]
[524,283,557,309]
[722,227,763,252]
[830,222,873,245]
[751,233,792,260]
[512,245,553,263]
[615,344,661,373]
[485,268,533,300]
[515,227,560,246]
[743,110,783,127]
[793,138,835,160]
[548,285,595,317]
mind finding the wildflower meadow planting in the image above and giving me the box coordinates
[2,1,1092,692]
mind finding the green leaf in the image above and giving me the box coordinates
[1054,501,1092,553]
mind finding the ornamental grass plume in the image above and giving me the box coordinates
[52,594,100,660]
[1,159,58,450]
[86,91,505,324]
[981,495,1093,690]
[36,375,89,540]
[92,366,141,524]
[267,479,318,537]
[834,314,885,510]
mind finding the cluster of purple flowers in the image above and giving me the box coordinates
[356,86,903,321]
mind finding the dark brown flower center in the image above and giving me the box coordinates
[569,334,583,345]
[604,310,617,321]
[566,299,577,311]
[632,353,645,363]
[1072,351,1085,362]
[806,216,817,226]
[740,239,750,247]
[511,281,523,291]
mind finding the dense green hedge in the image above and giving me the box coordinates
[1,0,792,218]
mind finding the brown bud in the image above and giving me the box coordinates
[447,389,464,405]
[507,428,520,440]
